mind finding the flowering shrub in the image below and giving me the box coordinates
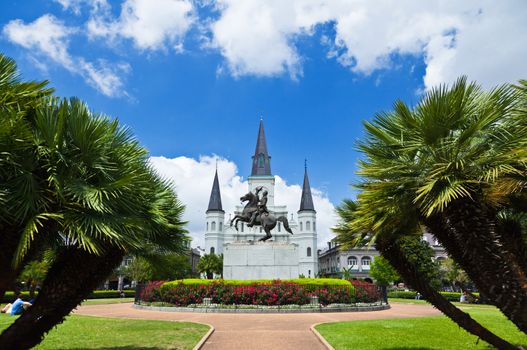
[349,280,381,303]
[140,280,165,303]
[140,279,355,306]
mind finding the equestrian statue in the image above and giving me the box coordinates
[230,186,293,241]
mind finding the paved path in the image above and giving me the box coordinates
[75,303,441,349]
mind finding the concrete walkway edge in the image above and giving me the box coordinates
[193,323,215,350]
[310,323,335,350]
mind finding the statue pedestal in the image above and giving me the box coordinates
[223,241,299,280]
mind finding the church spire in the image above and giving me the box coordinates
[299,161,315,212]
[251,119,272,176]
[207,169,224,213]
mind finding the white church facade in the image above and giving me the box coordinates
[204,120,318,279]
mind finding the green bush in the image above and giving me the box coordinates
[2,292,32,303]
[149,279,356,306]
[88,290,135,299]
[387,290,481,303]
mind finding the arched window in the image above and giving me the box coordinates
[260,227,262,233]
[206,222,209,231]
[348,256,358,269]
[361,256,372,270]
[300,222,303,231]
[307,247,312,257]
[306,221,311,231]
[313,221,316,231]
[241,223,244,232]
[211,221,216,231]
[219,222,223,231]
[278,222,281,232]
[210,247,215,254]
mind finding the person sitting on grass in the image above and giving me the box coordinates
[1,294,32,315]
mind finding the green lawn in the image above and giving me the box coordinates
[316,305,527,350]
[0,314,209,350]
[81,297,135,305]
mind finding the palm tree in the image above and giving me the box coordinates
[352,77,527,333]
[334,200,520,349]
[18,260,48,298]
[0,95,188,349]
[0,54,53,301]
[198,254,222,279]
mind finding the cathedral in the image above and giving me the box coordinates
[204,120,318,279]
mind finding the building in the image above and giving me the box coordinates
[318,233,447,280]
[204,120,318,278]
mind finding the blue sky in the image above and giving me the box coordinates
[2,1,526,246]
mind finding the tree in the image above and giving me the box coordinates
[335,199,520,350]
[352,77,527,334]
[18,260,48,298]
[0,75,188,348]
[439,258,470,292]
[369,256,399,286]
[198,254,222,279]
[125,257,153,283]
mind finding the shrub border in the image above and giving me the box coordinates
[133,302,390,314]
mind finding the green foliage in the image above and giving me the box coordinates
[387,290,479,302]
[398,236,442,290]
[149,254,192,281]
[87,290,135,299]
[161,278,352,290]
[197,253,223,279]
[440,257,470,291]
[369,256,400,286]
[125,258,153,283]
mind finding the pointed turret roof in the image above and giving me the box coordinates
[299,162,316,212]
[251,119,272,176]
[207,169,224,213]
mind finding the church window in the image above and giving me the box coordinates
[219,222,223,231]
[210,247,215,254]
[300,222,303,231]
[258,154,265,167]
[306,221,311,231]
[313,221,316,231]
[211,221,216,231]
[260,227,262,233]
[241,223,244,232]
[207,222,209,231]
[278,223,281,232]
[307,247,312,257]
[348,256,358,269]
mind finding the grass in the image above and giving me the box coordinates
[316,305,527,349]
[0,314,209,350]
[81,297,135,305]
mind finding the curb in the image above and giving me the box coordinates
[193,323,215,350]
[310,323,335,350]
[133,303,390,314]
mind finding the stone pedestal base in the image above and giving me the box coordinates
[223,241,299,280]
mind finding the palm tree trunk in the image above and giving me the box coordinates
[377,237,520,350]
[0,226,21,302]
[425,199,527,334]
[0,246,124,350]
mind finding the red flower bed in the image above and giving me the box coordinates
[349,280,381,302]
[141,280,355,306]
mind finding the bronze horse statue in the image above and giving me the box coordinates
[230,191,293,241]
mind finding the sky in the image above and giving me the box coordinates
[1,0,526,248]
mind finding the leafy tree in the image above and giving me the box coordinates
[0,57,188,348]
[349,76,527,336]
[18,260,48,298]
[198,253,222,279]
[125,257,153,283]
[149,254,192,280]
[369,256,400,287]
[439,258,470,292]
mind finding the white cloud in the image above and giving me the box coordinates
[87,0,195,51]
[54,0,109,15]
[3,14,129,97]
[149,155,337,249]
[208,0,527,88]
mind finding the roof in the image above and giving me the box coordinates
[251,119,272,176]
[207,169,224,213]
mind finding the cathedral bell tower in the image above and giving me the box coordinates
[205,168,225,255]
[248,119,275,206]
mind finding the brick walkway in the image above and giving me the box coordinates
[75,302,441,349]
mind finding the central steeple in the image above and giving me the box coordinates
[251,119,272,176]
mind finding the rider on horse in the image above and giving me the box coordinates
[247,186,269,227]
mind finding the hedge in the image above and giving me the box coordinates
[2,290,134,303]
[388,290,481,303]
[144,279,356,306]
